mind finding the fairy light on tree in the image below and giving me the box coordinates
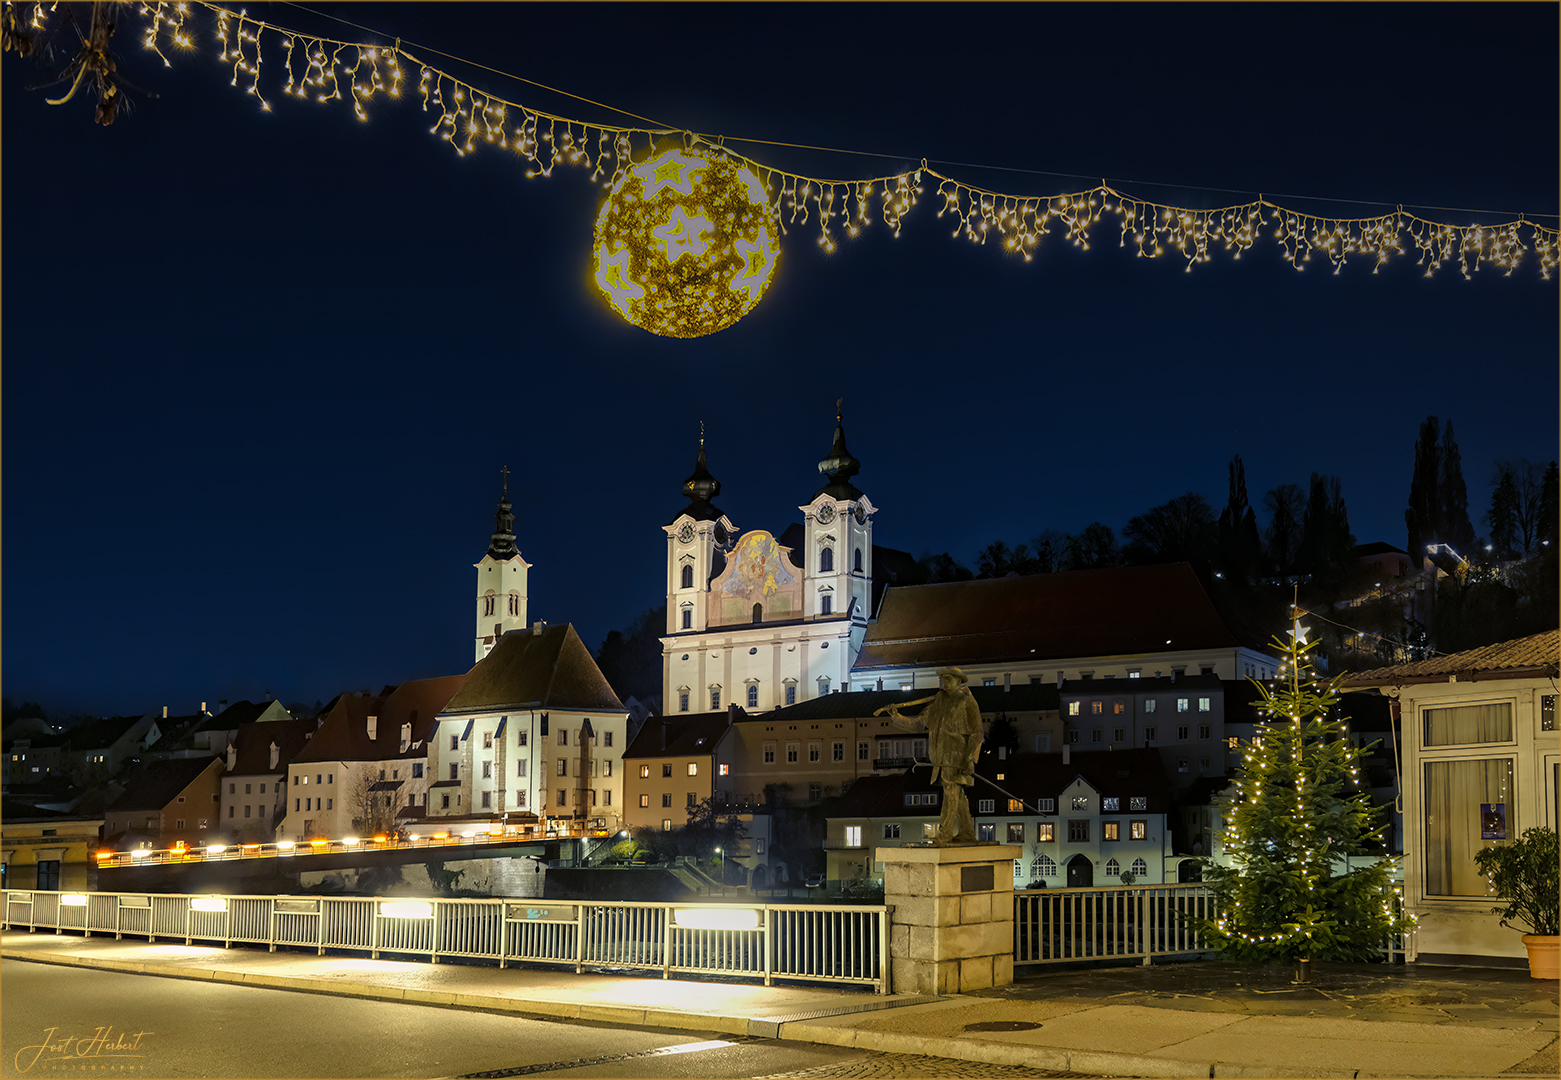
[1191,610,1415,964]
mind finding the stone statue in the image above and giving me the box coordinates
[875,667,984,844]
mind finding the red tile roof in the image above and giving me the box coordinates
[1342,629,1559,687]
[292,674,467,764]
[442,624,624,714]
[855,563,1246,670]
[227,717,322,776]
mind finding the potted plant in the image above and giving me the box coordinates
[1473,826,1559,979]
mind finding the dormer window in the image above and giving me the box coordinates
[401,723,412,753]
[366,715,378,740]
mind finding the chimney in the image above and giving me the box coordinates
[162,706,168,719]
[660,722,668,751]
[1056,672,1063,689]
[728,702,737,722]
[367,715,378,740]
[269,742,280,770]
[998,746,1007,760]
[532,620,546,634]
[226,744,237,771]
[201,702,207,714]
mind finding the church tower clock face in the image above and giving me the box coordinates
[815,504,836,524]
[677,523,696,544]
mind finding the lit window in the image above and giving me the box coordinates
[1130,820,1148,840]
[687,762,698,776]
[1113,701,1125,714]
[640,794,650,807]
[1177,698,1189,713]
[1144,699,1157,714]
[1130,797,1147,811]
[1071,796,1089,810]
[1091,701,1103,715]
[1036,823,1054,842]
[1103,821,1120,841]
[718,763,729,776]
[977,823,997,841]
[640,764,650,778]
[1068,702,1080,716]
[1102,797,1119,811]
[1198,697,1211,712]
[844,824,860,846]
[1007,798,1023,812]
[663,764,672,777]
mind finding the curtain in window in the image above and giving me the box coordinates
[1423,757,1514,896]
[1423,703,1512,746]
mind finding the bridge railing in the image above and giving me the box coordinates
[1013,882,1410,965]
[2,890,891,993]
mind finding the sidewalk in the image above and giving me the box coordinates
[3,930,1555,1078]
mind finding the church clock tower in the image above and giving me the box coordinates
[802,404,874,628]
[474,467,531,662]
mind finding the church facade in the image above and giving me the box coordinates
[659,417,884,717]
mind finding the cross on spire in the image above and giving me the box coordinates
[699,420,705,448]
[836,398,843,422]
[500,465,510,497]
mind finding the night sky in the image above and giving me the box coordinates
[4,3,1556,718]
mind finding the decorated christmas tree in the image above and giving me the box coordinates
[1194,615,1415,962]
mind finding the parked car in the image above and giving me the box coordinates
[803,873,825,888]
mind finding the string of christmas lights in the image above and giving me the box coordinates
[16,0,1559,282]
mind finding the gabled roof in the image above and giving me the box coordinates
[196,699,290,733]
[1355,541,1409,559]
[291,674,467,765]
[442,624,623,715]
[830,748,1174,818]
[622,711,735,759]
[855,563,1250,671]
[60,714,149,750]
[106,757,223,812]
[1341,629,1560,688]
[141,712,211,755]
[227,717,322,775]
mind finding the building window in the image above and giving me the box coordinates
[517,760,528,778]
[1113,701,1125,714]
[176,819,186,830]
[747,684,759,708]
[710,688,721,709]
[519,731,528,747]
[857,740,869,761]
[603,760,612,777]
[718,763,729,776]
[785,684,797,706]
[441,795,450,809]
[229,806,235,818]
[484,594,495,617]
[1037,798,1055,812]
[1130,820,1148,840]
[819,593,833,615]
[449,763,459,780]
[1131,857,1148,876]
[753,602,763,624]
[1036,823,1054,842]
[808,742,821,762]
[1102,797,1120,811]
[558,759,569,777]
[763,742,775,763]
[880,822,901,840]
[1198,697,1211,712]
[662,819,673,830]
[1008,798,1023,812]
[1102,821,1120,841]
[244,805,252,818]
[659,793,670,808]
[639,764,651,778]
[1144,699,1157,714]
[1423,703,1514,746]
[1091,729,1103,743]
[983,678,996,687]
[786,742,799,763]
[1542,695,1556,732]
[450,735,459,751]
[1068,819,1089,842]
[1105,857,1120,876]
[820,547,834,572]
[1144,726,1157,743]
[687,762,698,776]
[412,763,423,778]
[1178,758,1190,772]
[481,791,492,808]
[977,823,997,841]
[1177,698,1189,713]
[558,790,568,807]
[679,691,690,713]
[640,794,650,807]
[1199,724,1211,740]
[832,741,845,762]
[681,608,692,629]
[681,564,694,589]
[687,792,697,806]
[808,782,822,800]
[977,798,995,813]
[484,731,494,749]
[230,783,237,795]
[1113,728,1125,742]
[1067,702,1081,716]
[853,547,863,572]
[843,824,861,847]
[1091,701,1103,715]
[1033,854,1056,878]
[1067,730,1080,744]
[1177,726,1190,740]
[1130,797,1147,811]
[603,790,611,806]
[36,861,60,891]
[482,762,492,779]
[1007,823,1025,843]
[1071,796,1089,810]
[1424,758,1515,895]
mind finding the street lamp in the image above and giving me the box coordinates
[715,846,723,887]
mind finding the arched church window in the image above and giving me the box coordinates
[820,594,832,616]
[854,548,863,572]
[483,592,496,617]
[819,547,834,572]
[752,603,763,624]
[747,684,759,708]
[681,607,692,629]
[508,592,521,616]
[681,564,694,589]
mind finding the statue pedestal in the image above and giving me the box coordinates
[882,844,1019,995]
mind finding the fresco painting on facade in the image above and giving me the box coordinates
[719,532,797,621]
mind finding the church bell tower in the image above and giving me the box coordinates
[474,467,531,662]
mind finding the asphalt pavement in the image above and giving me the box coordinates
[2,929,1555,1078]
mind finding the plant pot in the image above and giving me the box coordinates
[1521,935,1559,980]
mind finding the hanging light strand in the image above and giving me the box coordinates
[112,0,1561,280]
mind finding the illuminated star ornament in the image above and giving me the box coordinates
[593,145,780,338]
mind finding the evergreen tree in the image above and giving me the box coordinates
[1218,455,1265,582]
[1486,466,1520,559]
[1539,461,1560,548]
[1404,416,1441,560]
[1194,620,1414,963]
[1438,420,1476,551]
[1263,484,1304,574]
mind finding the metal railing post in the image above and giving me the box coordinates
[574,904,586,974]
[661,904,672,980]
[371,900,381,959]
[763,906,773,987]
[431,900,441,964]
[1141,888,1150,966]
